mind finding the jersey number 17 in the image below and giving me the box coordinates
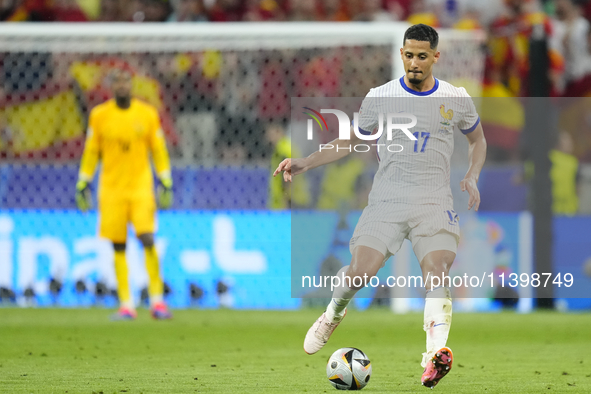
[412,131,430,153]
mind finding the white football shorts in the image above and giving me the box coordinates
[349,203,460,263]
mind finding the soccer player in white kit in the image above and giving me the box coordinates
[274,24,487,388]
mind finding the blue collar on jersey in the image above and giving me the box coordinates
[399,76,439,96]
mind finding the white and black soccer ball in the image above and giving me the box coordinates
[326,347,372,390]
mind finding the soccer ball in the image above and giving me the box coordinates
[326,347,372,390]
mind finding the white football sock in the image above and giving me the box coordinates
[423,286,452,355]
[326,265,359,322]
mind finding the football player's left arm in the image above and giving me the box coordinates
[461,122,487,211]
[149,111,173,209]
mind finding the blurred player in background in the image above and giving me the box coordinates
[76,68,174,320]
[275,24,487,388]
[550,132,579,215]
[266,123,310,209]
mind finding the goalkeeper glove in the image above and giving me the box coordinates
[157,177,173,209]
[75,180,92,212]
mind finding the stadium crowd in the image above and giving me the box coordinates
[3,1,591,98]
[2,0,485,23]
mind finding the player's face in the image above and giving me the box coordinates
[400,40,439,85]
[111,70,132,100]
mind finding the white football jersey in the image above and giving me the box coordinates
[357,76,479,210]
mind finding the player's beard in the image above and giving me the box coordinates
[407,71,423,85]
[115,94,131,109]
[408,77,422,85]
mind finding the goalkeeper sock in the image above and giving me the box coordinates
[424,286,453,354]
[114,250,133,309]
[144,245,164,306]
[326,265,359,322]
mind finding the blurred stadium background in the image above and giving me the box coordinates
[0,0,591,313]
[2,1,591,393]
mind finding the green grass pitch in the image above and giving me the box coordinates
[1,308,590,393]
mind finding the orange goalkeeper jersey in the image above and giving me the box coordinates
[79,98,171,201]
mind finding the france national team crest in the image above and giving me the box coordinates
[439,104,454,133]
[446,210,459,226]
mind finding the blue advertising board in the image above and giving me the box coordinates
[0,210,296,309]
[553,217,591,310]
[1,210,589,310]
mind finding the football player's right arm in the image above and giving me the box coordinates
[79,111,100,182]
[76,111,100,211]
[275,90,377,182]
[273,126,361,183]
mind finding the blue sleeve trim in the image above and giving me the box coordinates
[461,117,480,135]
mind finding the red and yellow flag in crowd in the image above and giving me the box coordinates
[487,8,565,97]
[0,57,178,160]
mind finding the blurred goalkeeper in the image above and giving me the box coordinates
[76,68,173,320]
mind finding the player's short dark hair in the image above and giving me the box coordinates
[403,24,439,50]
